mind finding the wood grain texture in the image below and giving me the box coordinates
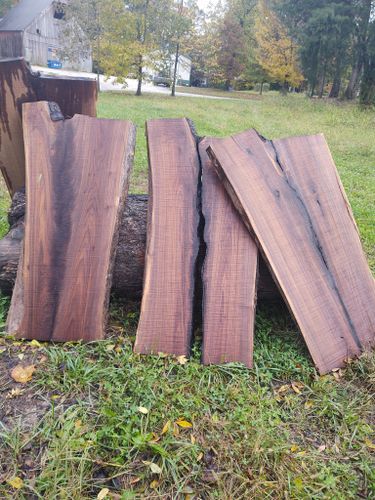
[270,134,375,349]
[0,58,97,196]
[0,58,36,195]
[207,130,374,374]
[134,118,200,356]
[7,101,135,341]
[200,139,258,366]
[0,191,281,301]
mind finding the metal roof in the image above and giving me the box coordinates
[0,0,53,31]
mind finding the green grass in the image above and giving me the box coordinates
[0,92,374,499]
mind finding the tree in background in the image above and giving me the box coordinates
[255,0,303,92]
[217,11,246,89]
[157,0,196,96]
[360,7,375,104]
[0,0,17,18]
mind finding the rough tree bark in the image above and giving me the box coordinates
[0,191,280,302]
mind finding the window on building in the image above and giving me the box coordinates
[54,3,65,20]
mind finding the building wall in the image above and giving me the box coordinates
[23,4,92,72]
[0,31,23,58]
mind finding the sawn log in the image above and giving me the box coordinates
[0,192,280,302]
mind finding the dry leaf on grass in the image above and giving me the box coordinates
[176,419,193,428]
[97,488,110,499]
[177,355,188,365]
[138,406,149,414]
[7,476,24,489]
[11,364,35,383]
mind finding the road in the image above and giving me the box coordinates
[31,66,233,100]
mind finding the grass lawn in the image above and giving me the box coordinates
[0,92,374,499]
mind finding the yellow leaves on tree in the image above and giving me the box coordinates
[255,1,303,89]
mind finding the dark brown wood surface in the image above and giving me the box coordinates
[0,191,281,301]
[207,130,374,374]
[7,101,135,341]
[200,140,258,366]
[0,58,36,195]
[134,118,200,356]
[0,58,97,196]
[270,134,375,349]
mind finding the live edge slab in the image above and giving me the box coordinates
[7,101,135,342]
[200,140,258,367]
[207,130,375,374]
[134,118,200,357]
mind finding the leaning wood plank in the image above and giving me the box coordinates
[0,58,36,195]
[134,118,200,356]
[207,130,373,374]
[0,58,97,196]
[270,134,375,349]
[7,101,135,342]
[200,139,258,366]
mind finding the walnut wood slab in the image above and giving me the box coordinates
[0,58,97,196]
[200,140,258,367]
[207,130,375,374]
[134,118,200,356]
[0,58,36,195]
[7,101,135,342]
[270,134,375,349]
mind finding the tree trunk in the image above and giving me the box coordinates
[171,42,180,97]
[0,192,280,302]
[136,56,143,96]
[360,58,375,105]
[259,81,264,95]
[345,61,363,100]
[329,64,342,98]
[318,70,326,98]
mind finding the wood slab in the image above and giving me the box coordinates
[200,140,258,366]
[207,130,374,374]
[134,118,200,356]
[0,58,97,196]
[270,134,375,349]
[0,58,36,195]
[7,101,135,342]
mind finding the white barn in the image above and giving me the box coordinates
[0,0,92,72]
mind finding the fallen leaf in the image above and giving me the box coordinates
[176,419,193,428]
[138,406,149,414]
[17,353,24,360]
[75,420,82,429]
[6,388,23,399]
[29,339,42,348]
[291,382,304,394]
[106,344,115,352]
[197,452,203,462]
[191,434,196,444]
[177,355,188,365]
[11,364,35,383]
[304,400,314,409]
[365,439,375,450]
[7,476,24,489]
[129,477,141,485]
[150,479,159,489]
[161,420,171,435]
[150,462,162,474]
[317,444,326,452]
[277,384,289,394]
[97,488,110,499]
[290,444,299,453]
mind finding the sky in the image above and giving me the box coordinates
[196,0,220,13]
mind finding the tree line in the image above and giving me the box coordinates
[1,0,374,103]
